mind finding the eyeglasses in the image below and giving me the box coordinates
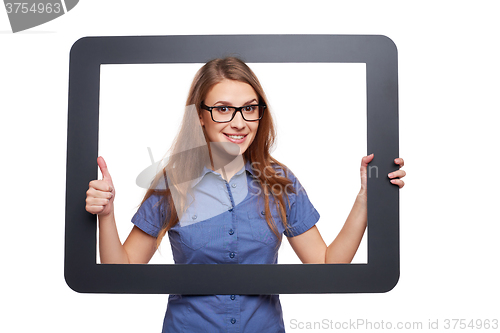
[201,102,266,123]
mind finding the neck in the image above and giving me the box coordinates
[207,142,245,181]
[215,155,245,182]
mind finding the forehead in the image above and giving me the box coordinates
[205,79,258,104]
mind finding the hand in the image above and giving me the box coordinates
[359,153,375,195]
[388,157,406,188]
[85,156,115,216]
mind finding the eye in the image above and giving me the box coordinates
[243,105,255,112]
[215,107,230,113]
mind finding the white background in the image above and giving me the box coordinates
[1,1,499,332]
[99,63,366,264]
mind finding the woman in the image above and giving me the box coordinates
[86,57,406,332]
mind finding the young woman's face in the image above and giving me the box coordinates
[200,79,260,156]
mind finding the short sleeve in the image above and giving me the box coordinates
[131,194,165,237]
[283,172,320,237]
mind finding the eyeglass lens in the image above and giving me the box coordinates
[212,106,263,122]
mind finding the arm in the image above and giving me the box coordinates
[86,156,158,264]
[98,212,157,264]
[287,192,365,264]
[288,155,405,264]
[324,191,367,263]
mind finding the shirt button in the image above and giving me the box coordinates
[261,211,265,215]
[192,215,197,220]
[231,318,236,324]
[229,252,235,259]
[228,207,233,212]
[230,295,236,300]
[231,183,237,188]
[229,229,234,235]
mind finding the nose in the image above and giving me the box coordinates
[230,110,246,129]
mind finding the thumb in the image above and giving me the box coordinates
[97,156,113,184]
[361,153,374,167]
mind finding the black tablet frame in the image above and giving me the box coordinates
[65,34,399,294]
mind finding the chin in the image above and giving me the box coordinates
[210,141,241,156]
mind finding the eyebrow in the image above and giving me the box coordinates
[214,98,258,106]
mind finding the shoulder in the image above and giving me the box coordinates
[245,159,297,181]
[136,190,174,223]
[132,192,166,237]
[268,161,302,189]
[275,163,298,182]
[256,160,307,198]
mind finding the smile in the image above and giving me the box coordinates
[224,133,247,143]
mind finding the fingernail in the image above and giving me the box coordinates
[390,179,397,183]
[388,173,393,178]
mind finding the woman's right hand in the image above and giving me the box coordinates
[86,156,115,216]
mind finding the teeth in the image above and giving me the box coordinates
[227,135,244,139]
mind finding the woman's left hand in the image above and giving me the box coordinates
[359,153,374,195]
[360,155,406,195]
[388,157,406,188]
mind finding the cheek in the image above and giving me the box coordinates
[204,123,226,141]
[251,123,259,136]
[247,124,259,145]
[200,112,210,128]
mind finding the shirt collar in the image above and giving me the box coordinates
[243,159,257,178]
[189,159,256,189]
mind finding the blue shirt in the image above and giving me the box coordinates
[132,161,320,332]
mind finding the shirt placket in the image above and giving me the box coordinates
[224,179,238,264]
[224,178,241,332]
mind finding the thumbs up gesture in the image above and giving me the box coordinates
[86,156,115,216]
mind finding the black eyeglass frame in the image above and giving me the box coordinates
[201,103,266,123]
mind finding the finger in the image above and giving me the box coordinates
[361,153,374,167]
[88,180,113,193]
[394,157,404,167]
[97,156,113,183]
[85,204,104,215]
[388,170,406,179]
[390,178,405,188]
[87,185,113,198]
[86,197,110,207]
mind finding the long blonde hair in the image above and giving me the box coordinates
[142,57,294,247]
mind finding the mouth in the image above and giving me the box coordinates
[224,133,247,144]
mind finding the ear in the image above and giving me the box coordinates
[199,114,205,127]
